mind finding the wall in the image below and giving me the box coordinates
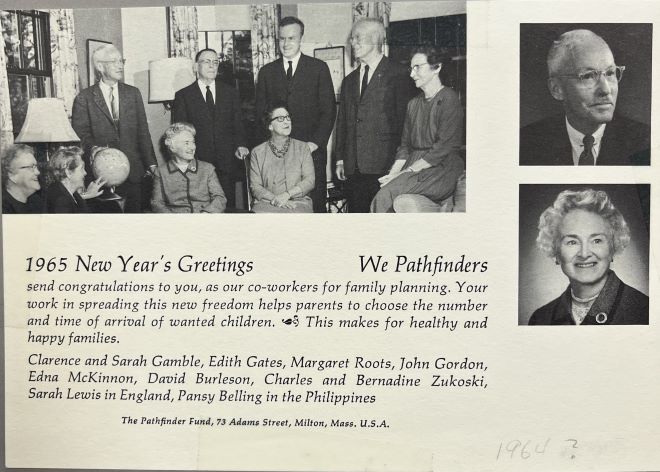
[298,3,353,69]
[121,7,170,163]
[280,4,298,19]
[73,8,123,89]
[298,3,353,51]
[198,4,250,31]
[390,1,466,22]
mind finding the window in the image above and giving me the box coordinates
[1,9,52,135]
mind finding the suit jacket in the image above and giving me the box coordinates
[520,114,650,166]
[528,271,648,325]
[335,56,415,175]
[255,54,337,156]
[172,80,246,175]
[45,181,88,213]
[72,82,156,183]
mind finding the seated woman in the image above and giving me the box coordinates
[249,104,314,213]
[1,144,44,213]
[151,123,226,213]
[371,46,464,213]
[529,188,648,325]
[45,146,104,213]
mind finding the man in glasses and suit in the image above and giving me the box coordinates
[72,44,157,212]
[255,16,336,213]
[520,29,650,166]
[172,49,248,210]
[335,18,415,212]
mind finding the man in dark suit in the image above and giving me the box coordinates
[335,18,415,212]
[172,49,248,209]
[72,44,156,213]
[256,16,336,213]
[520,29,650,166]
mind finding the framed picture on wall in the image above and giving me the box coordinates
[314,46,345,102]
[87,39,111,86]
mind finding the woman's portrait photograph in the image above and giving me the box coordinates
[519,184,649,325]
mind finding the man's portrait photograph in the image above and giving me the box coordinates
[518,184,649,326]
[519,23,652,166]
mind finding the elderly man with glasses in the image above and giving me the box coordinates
[335,18,416,213]
[520,29,650,166]
[72,44,157,212]
[172,48,248,210]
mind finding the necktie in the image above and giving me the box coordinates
[579,135,595,165]
[110,87,119,122]
[206,85,214,116]
[286,61,293,81]
[360,64,370,99]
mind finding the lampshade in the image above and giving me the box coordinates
[149,57,195,102]
[15,98,80,143]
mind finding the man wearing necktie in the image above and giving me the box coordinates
[335,18,416,212]
[520,29,650,166]
[72,44,157,212]
[172,49,248,210]
[256,16,336,213]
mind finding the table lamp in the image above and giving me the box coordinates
[15,97,80,160]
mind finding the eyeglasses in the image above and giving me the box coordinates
[199,60,220,66]
[270,114,291,123]
[350,34,372,44]
[15,164,39,172]
[99,59,126,66]
[552,66,625,88]
[408,63,429,74]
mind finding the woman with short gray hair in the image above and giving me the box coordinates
[151,123,226,213]
[529,188,648,325]
[1,144,44,213]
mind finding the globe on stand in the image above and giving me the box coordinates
[91,147,130,201]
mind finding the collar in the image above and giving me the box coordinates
[565,117,606,165]
[360,53,384,73]
[197,79,215,98]
[282,52,302,69]
[167,159,198,174]
[98,79,117,96]
[552,271,622,325]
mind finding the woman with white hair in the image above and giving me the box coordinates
[151,122,226,213]
[529,188,648,325]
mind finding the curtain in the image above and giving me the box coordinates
[49,9,79,118]
[250,4,279,82]
[352,2,391,23]
[0,44,14,152]
[352,2,391,56]
[168,6,198,59]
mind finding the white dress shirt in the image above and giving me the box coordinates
[282,52,302,77]
[359,53,384,95]
[98,80,119,118]
[566,118,606,165]
[197,79,216,103]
